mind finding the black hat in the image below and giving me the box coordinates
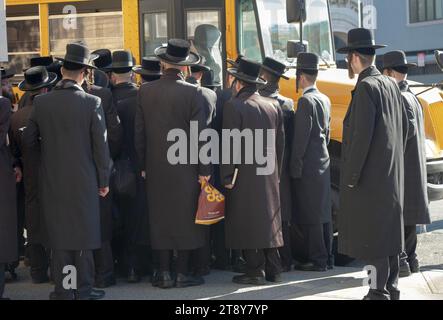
[191,64,211,74]
[94,69,110,88]
[0,67,15,79]
[337,28,386,54]
[18,66,57,91]
[30,56,54,68]
[133,56,162,77]
[91,49,112,71]
[155,39,200,66]
[201,69,221,89]
[227,54,244,69]
[47,60,63,82]
[261,57,289,80]
[56,43,98,69]
[382,50,417,70]
[227,57,267,85]
[296,52,319,71]
[110,50,134,73]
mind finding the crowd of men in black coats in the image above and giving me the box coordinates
[0,27,430,300]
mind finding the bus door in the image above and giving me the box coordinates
[139,0,225,86]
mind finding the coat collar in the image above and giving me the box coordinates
[55,79,84,92]
[161,68,186,81]
[112,82,138,90]
[303,85,317,95]
[236,85,258,99]
[356,66,381,84]
[259,82,279,98]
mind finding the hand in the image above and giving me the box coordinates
[141,171,146,179]
[99,187,109,198]
[347,185,355,189]
[224,184,234,190]
[14,167,23,183]
[199,175,211,185]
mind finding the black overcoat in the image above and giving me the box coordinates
[220,86,285,250]
[134,69,211,250]
[399,80,431,226]
[85,83,123,242]
[338,67,407,260]
[9,96,47,245]
[24,80,110,250]
[260,83,295,222]
[290,87,332,225]
[0,97,18,263]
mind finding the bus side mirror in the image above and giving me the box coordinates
[435,50,443,72]
[287,40,308,58]
[287,0,307,23]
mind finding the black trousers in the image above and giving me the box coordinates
[158,250,192,275]
[296,223,333,268]
[211,221,229,268]
[27,243,49,281]
[278,221,293,270]
[0,264,5,298]
[191,227,211,275]
[243,248,282,277]
[365,255,400,299]
[93,241,114,282]
[401,225,418,264]
[52,249,94,300]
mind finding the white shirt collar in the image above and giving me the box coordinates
[303,85,317,95]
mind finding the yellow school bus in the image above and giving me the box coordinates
[4,0,443,204]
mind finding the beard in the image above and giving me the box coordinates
[348,63,355,80]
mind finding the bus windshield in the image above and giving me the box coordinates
[239,0,335,65]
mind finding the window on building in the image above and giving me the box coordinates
[142,12,168,56]
[409,0,443,23]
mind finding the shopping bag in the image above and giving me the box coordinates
[195,180,225,225]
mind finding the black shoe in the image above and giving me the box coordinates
[399,261,412,278]
[154,271,174,289]
[388,289,401,301]
[95,276,116,288]
[127,269,141,283]
[363,290,390,300]
[232,258,248,274]
[294,262,327,272]
[175,274,205,288]
[232,274,266,285]
[266,273,282,283]
[409,258,420,273]
[87,289,106,300]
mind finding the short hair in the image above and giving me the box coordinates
[353,51,376,67]
[297,69,318,83]
[61,66,84,78]
[261,70,280,84]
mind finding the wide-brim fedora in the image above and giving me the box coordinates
[191,64,211,74]
[227,57,267,85]
[133,57,163,76]
[1,67,15,79]
[155,39,200,66]
[91,49,112,71]
[337,28,386,54]
[18,66,57,91]
[201,69,222,88]
[382,50,417,70]
[227,54,244,69]
[56,43,98,69]
[110,50,135,73]
[261,57,289,80]
[296,52,320,71]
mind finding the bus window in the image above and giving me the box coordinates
[2,5,40,77]
[238,0,262,62]
[143,12,168,56]
[49,12,123,56]
[187,10,222,86]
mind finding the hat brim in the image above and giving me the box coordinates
[154,46,200,66]
[337,44,387,54]
[18,72,58,91]
[227,69,267,85]
[132,66,163,76]
[55,57,97,69]
[261,64,289,80]
[383,62,417,70]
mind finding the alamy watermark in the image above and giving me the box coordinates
[167,121,277,176]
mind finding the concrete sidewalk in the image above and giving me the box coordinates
[4,263,443,300]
